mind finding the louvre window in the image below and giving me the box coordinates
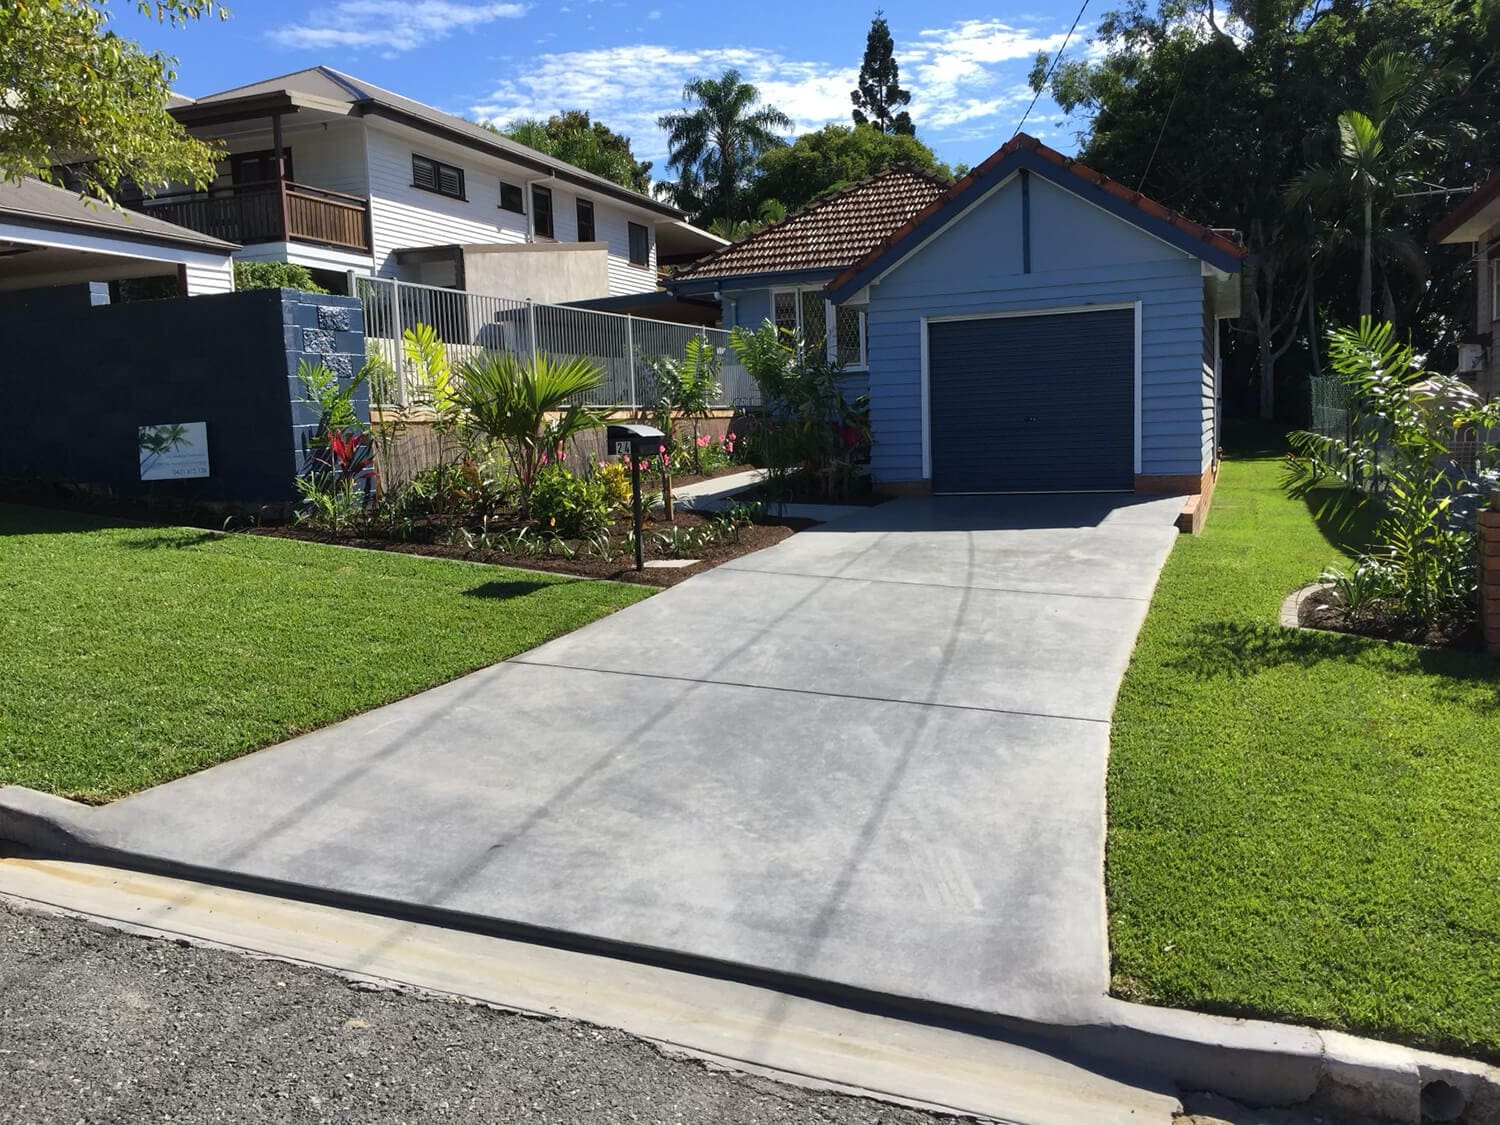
[576,199,596,242]
[499,181,524,213]
[532,185,554,238]
[628,221,650,266]
[412,154,464,200]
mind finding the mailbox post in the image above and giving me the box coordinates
[607,423,665,571]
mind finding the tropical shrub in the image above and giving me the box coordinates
[294,359,373,529]
[234,261,328,293]
[1287,319,1500,626]
[453,351,607,517]
[592,459,633,511]
[729,321,870,500]
[529,464,612,538]
[649,335,722,474]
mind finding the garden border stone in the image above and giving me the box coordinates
[1278,582,1330,630]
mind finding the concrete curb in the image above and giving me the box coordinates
[3,785,1497,1124]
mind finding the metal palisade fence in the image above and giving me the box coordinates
[356,276,757,410]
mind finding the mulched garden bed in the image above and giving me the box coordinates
[248,508,815,588]
[1298,585,1484,650]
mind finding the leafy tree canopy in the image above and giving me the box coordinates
[749,123,950,216]
[497,111,652,194]
[852,9,915,134]
[1031,0,1499,413]
[0,0,228,205]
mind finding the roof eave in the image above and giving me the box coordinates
[1430,176,1500,244]
[670,266,842,296]
[0,210,238,254]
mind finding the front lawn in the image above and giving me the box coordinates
[0,506,649,802]
[1108,424,1500,1060]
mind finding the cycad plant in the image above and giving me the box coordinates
[1288,319,1500,625]
[454,351,607,518]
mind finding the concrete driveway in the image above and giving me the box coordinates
[10,493,1183,1024]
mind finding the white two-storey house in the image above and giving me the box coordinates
[136,67,721,304]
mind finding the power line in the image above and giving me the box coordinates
[1013,0,1091,137]
[1136,75,1184,192]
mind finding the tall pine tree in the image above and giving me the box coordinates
[851,10,914,135]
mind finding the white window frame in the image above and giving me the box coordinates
[1491,257,1499,325]
[771,286,868,370]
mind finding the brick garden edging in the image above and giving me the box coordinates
[1481,498,1500,654]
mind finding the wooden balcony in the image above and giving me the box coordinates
[138,180,371,253]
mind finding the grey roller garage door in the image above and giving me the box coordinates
[928,308,1135,493]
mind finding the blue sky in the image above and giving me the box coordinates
[129,1,1098,172]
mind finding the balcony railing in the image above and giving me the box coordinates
[138,180,371,253]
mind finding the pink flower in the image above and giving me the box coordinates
[696,434,710,447]
[658,444,667,454]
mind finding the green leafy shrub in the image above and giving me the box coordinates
[529,464,611,538]
[234,261,328,293]
[1288,319,1500,626]
[729,320,870,501]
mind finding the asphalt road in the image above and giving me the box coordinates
[0,900,966,1125]
[0,899,1356,1125]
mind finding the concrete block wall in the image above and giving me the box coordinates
[0,285,367,508]
[1481,503,1500,653]
[281,291,369,477]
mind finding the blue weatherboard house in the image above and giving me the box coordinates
[670,135,1246,520]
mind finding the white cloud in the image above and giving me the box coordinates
[271,1,527,53]
[469,17,1087,165]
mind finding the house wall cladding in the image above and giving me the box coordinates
[0,286,366,507]
[862,173,1210,485]
[362,121,657,296]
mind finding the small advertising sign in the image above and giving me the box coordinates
[138,422,210,481]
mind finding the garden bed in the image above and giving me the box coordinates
[1297,583,1484,650]
[249,507,814,588]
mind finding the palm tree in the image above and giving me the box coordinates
[1289,49,1460,322]
[453,351,606,518]
[657,70,791,226]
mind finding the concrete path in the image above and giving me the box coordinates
[6,493,1184,1026]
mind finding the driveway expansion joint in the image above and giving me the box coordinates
[717,564,1155,601]
[504,658,1115,726]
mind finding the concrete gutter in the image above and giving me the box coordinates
[2,784,1496,1124]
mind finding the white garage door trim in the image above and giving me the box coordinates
[919,300,1143,485]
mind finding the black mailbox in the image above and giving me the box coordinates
[606,423,666,571]
[607,422,665,457]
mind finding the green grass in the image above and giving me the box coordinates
[1108,423,1500,1061]
[0,506,650,802]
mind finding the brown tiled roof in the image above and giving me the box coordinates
[829,133,1247,295]
[674,169,950,281]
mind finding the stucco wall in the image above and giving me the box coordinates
[462,242,611,303]
[861,173,1211,484]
